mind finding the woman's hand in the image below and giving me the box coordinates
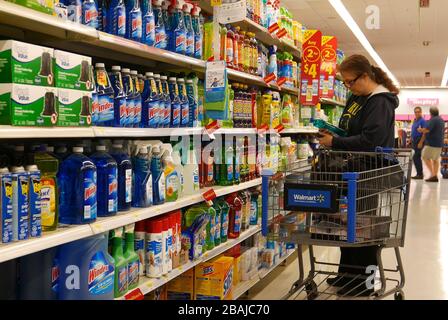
[317,130,334,147]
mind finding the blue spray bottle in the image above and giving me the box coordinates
[108,0,126,37]
[90,145,118,217]
[182,2,194,57]
[160,75,171,128]
[94,63,115,127]
[191,5,203,60]
[153,0,167,49]
[177,77,189,127]
[141,0,155,46]
[125,0,142,42]
[82,0,99,29]
[110,141,132,211]
[149,144,166,205]
[121,68,135,127]
[169,0,186,55]
[142,72,160,128]
[168,77,181,127]
[132,146,152,208]
[161,1,171,50]
[97,0,108,32]
[58,146,97,225]
[131,70,142,127]
[186,78,197,127]
[154,74,164,128]
[109,66,127,127]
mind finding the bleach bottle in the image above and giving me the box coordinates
[160,75,171,128]
[58,234,114,300]
[121,68,135,127]
[132,146,152,208]
[183,2,194,57]
[108,0,126,37]
[82,0,99,29]
[142,72,160,128]
[131,70,142,127]
[141,0,155,46]
[169,0,186,54]
[168,77,181,127]
[94,63,115,127]
[177,78,189,127]
[125,0,142,42]
[110,141,132,211]
[150,144,166,205]
[90,145,118,217]
[109,65,127,127]
[58,146,97,225]
[191,5,203,60]
[153,0,167,49]
[154,74,164,128]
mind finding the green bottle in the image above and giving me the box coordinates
[216,137,234,186]
[216,198,229,243]
[198,204,216,251]
[111,227,128,298]
[124,224,140,291]
[213,201,222,247]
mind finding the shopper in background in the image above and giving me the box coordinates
[417,107,445,182]
[410,107,426,179]
[318,54,399,296]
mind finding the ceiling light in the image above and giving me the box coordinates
[441,56,448,87]
[328,0,400,86]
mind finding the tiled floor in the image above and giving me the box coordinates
[244,176,448,300]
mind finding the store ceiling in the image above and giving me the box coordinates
[284,0,448,87]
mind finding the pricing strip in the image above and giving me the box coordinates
[276,28,287,39]
[268,22,280,34]
[124,288,144,300]
[277,77,287,87]
[257,123,269,135]
[205,120,220,135]
[202,188,217,206]
[264,73,276,84]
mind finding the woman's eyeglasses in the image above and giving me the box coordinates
[343,74,363,88]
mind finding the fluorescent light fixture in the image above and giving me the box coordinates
[328,0,400,86]
[401,86,448,89]
[441,56,448,87]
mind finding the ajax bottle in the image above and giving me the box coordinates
[150,145,166,205]
[58,146,97,225]
[169,0,186,55]
[124,224,140,290]
[132,147,152,208]
[191,5,203,60]
[110,227,128,298]
[131,70,142,127]
[183,2,194,57]
[168,77,181,127]
[121,68,135,127]
[153,0,167,49]
[90,145,118,217]
[94,63,115,127]
[82,0,99,29]
[125,0,142,42]
[108,0,126,37]
[141,0,155,46]
[110,141,132,211]
[177,78,189,127]
[160,75,172,128]
[109,65,127,127]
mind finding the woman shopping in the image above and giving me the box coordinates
[317,54,400,296]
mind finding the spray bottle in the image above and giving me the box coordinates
[121,68,135,128]
[131,145,152,208]
[149,142,166,205]
[124,223,140,290]
[131,70,142,127]
[141,0,155,46]
[153,0,168,49]
[168,77,181,127]
[160,75,172,128]
[125,0,142,42]
[111,227,128,298]
[154,73,164,128]
[109,66,127,127]
[191,5,203,60]
[177,77,189,127]
[169,0,186,55]
[183,2,194,57]
[108,0,126,37]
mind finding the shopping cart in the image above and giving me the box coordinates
[261,147,412,300]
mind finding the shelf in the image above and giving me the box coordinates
[0,126,95,139]
[0,179,262,263]
[320,98,346,107]
[93,127,204,137]
[280,127,319,134]
[259,249,296,279]
[119,225,261,300]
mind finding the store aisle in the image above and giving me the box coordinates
[243,178,448,300]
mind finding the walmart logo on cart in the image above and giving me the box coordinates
[287,188,332,209]
[293,194,326,203]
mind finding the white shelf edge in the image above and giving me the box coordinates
[0,126,95,138]
[280,127,319,134]
[259,249,297,280]
[93,127,204,137]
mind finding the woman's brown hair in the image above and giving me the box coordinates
[339,54,400,94]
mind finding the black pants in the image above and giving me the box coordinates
[337,246,379,286]
[412,142,423,176]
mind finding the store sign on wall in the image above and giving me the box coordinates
[300,30,322,106]
[319,36,338,99]
[407,98,439,107]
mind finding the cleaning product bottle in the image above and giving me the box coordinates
[134,220,146,275]
[217,198,229,243]
[183,139,199,195]
[237,28,244,71]
[154,73,164,128]
[226,192,242,239]
[153,0,168,49]
[141,72,159,128]
[160,75,172,128]
[58,233,114,300]
[150,144,166,205]
[58,146,97,225]
[217,137,234,186]
[161,144,179,202]
[131,70,142,127]
[132,146,152,208]
[267,45,278,80]
[186,78,197,127]
[108,0,126,37]
[168,77,181,127]
[11,166,29,241]
[66,0,82,23]
[109,66,127,127]
[34,149,59,232]
[169,0,186,55]
[110,228,128,298]
[212,201,221,246]
[183,2,194,57]
[243,31,251,73]
[82,0,99,29]
[191,5,202,60]
[225,24,234,68]
[201,140,214,188]
[177,77,189,127]
[219,24,227,61]
[124,224,140,290]
[233,136,241,185]
[250,33,258,75]
[171,147,184,198]
[110,141,132,211]
[141,0,155,46]
[94,63,115,127]
[98,0,108,32]
[162,216,172,273]
[145,218,163,277]
[121,68,135,127]
[90,145,118,217]
[125,0,142,41]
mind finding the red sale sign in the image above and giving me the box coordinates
[319,36,338,99]
[300,30,322,106]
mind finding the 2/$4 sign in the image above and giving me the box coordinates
[284,183,338,213]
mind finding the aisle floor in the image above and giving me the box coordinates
[243,175,448,300]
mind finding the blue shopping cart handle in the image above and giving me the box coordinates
[375,147,394,153]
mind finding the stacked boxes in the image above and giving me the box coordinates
[194,256,234,300]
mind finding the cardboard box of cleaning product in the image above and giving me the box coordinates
[194,256,234,300]
[0,83,58,126]
[0,40,54,86]
[167,268,194,300]
[8,0,54,15]
[56,88,92,126]
[54,50,93,91]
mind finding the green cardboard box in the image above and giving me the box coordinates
[57,88,92,126]
[7,0,54,15]
[0,83,58,126]
[54,50,94,91]
[0,40,54,86]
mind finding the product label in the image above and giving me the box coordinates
[117,7,126,37]
[12,173,29,241]
[54,50,92,91]
[134,97,142,125]
[40,178,56,228]
[143,15,155,44]
[116,265,128,294]
[118,98,127,126]
[166,172,179,200]
[57,89,92,126]
[29,171,41,238]
[134,236,145,275]
[83,169,97,221]
[130,12,143,40]
[148,100,159,128]
[194,34,202,58]
[175,32,186,53]
[250,200,258,225]
[221,210,228,238]
[1,174,13,243]
[125,168,132,203]
[154,29,167,49]
[146,233,163,276]
[234,209,241,233]
[159,172,166,202]
[126,98,135,127]
[68,4,82,23]
[145,174,153,206]
[97,94,114,123]
[166,232,172,265]
[127,260,139,288]
[215,214,221,241]
[88,251,114,295]
[91,93,99,124]
[171,102,181,126]
[186,35,194,56]
[108,167,118,213]
[206,162,214,182]
[51,258,60,293]
[181,102,189,126]
[82,2,98,29]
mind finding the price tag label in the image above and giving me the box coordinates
[277,77,287,87]
[268,23,280,34]
[91,223,104,233]
[275,124,285,133]
[319,36,338,99]
[257,123,269,134]
[264,73,276,84]
[124,288,144,300]
[276,28,287,39]
[216,0,246,24]
[205,120,220,136]
[202,189,217,205]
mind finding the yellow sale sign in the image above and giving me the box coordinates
[300,30,322,106]
[320,36,338,99]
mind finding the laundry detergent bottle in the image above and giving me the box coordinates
[58,146,97,225]
[110,141,132,211]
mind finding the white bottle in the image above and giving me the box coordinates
[161,216,171,275]
[183,145,200,196]
[146,219,163,278]
[172,149,184,198]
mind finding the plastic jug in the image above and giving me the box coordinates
[109,65,127,127]
[132,146,152,208]
[110,141,132,211]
